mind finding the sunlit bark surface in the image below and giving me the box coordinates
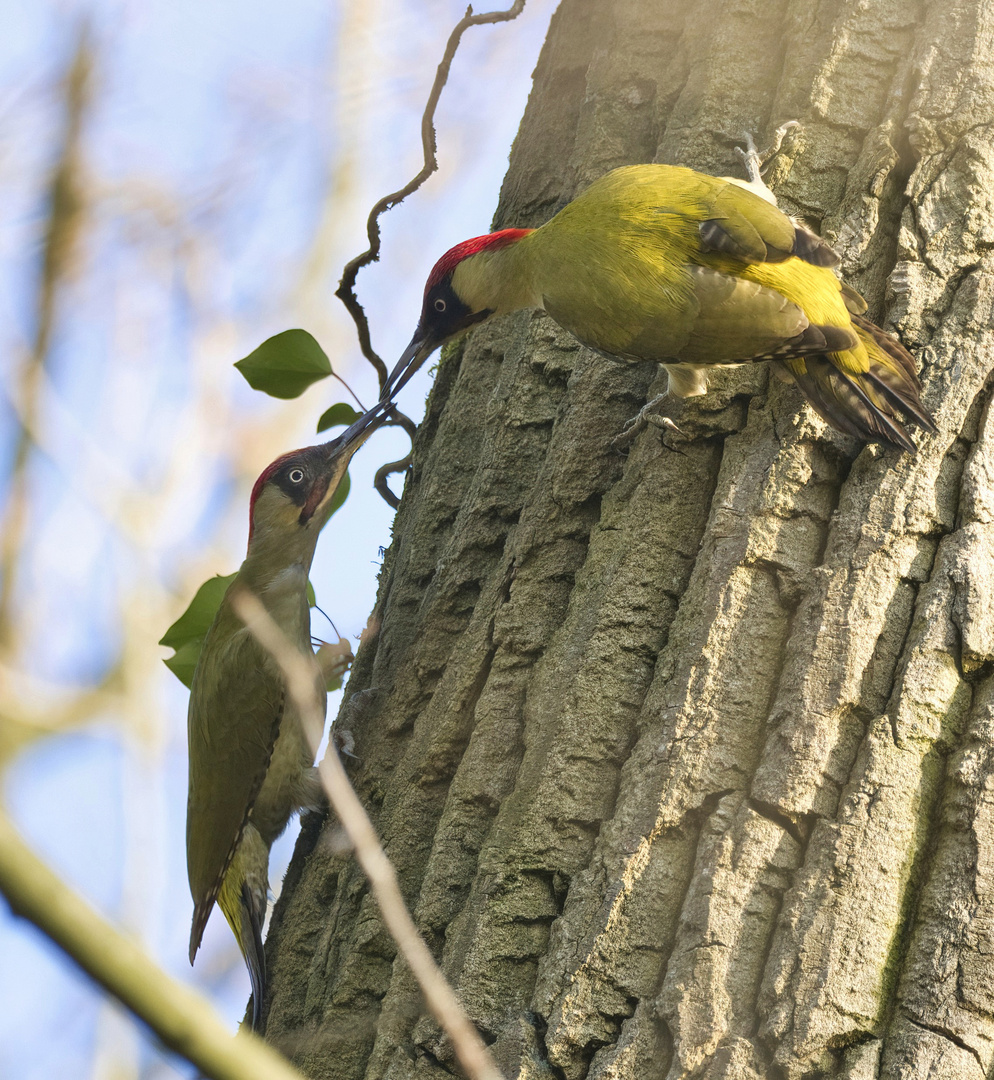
[265,1,994,1077]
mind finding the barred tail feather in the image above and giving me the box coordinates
[779,317,934,452]
[851,315,937,433]
[189,899,212,967]
[240,880,267,1029]
[785,356,915,452]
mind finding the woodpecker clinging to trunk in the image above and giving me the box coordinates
[384,136,935,451]
[186,402,388,1027]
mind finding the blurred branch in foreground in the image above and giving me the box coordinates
[0,660,122,766]
[0,809,307,1080]
[232,589,505,1080]
[0,24,93,647]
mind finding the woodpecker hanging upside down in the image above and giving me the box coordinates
[186,402,388,1028]
[384,131,935,451]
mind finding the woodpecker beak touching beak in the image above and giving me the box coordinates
[382,304,491,401]
[381,326,436,402]
[301,400,391,524]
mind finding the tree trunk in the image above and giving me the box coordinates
[263,1,994,1077]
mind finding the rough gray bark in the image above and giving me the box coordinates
[263,1,994,1077]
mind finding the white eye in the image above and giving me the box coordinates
[434,297,447,313]
[288,468,305,484]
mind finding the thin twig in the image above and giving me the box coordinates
[335,2,526,505]
[330,372,368,412]
[230,590,506,1080]
[0,810,307,1080]
[374,411,420,508]
[335,1,527,386]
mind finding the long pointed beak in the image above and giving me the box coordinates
[327,398,392,457]
[381,329,435,402]
[304,400,391,523]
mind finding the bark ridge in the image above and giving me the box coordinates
[265,2,994,1078]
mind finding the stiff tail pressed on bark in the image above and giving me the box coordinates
[777,315,936,452]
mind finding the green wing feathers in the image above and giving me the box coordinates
[186,610,285,964]
[698,180,838,268]
[698,184,796,262]
[536,164,935,449]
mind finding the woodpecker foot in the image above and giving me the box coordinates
[331,689,380,763]
[734,120,800,190]
[612,394,683,449]
[332,727,358,761]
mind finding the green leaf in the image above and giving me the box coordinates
[162,642,206,690]
[161,571,323,688]
[317,402,361,434]
[234,329,332,399]
[160,573,236,650]
[160,573,237,689]
[328,470,350,518]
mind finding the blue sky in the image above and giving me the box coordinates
[0,1,555,1075]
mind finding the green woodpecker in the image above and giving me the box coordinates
[385,156,935,451]
[186,402,387,1027]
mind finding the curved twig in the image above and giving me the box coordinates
[336,3,527,506]
[374,412,420,509]
[335,1,527,389]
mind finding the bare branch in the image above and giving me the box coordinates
[231,589,506,1080]
[334,3,526,506]
[0,810,307,1080]
[335,1,527,387]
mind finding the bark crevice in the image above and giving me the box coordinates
[263,3,994,1077]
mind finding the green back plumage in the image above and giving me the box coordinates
[531,166,835,356]
[518,163,934,448]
